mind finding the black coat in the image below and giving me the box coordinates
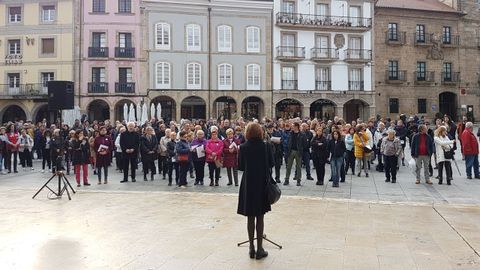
[120,131,140,157]
[71,139,90,165]
[287,131,305,153]
[237,139,273,217]
[310,135,328,163]
[140,135,158,162]
[328,139,346,159]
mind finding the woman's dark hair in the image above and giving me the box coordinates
[245,122,263,141]
[6,123,16,132]
[179,130,187,138]
[348,127,355,134]
[332,130,342,140]
[43,130,52,137]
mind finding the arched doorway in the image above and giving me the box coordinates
[2,105,27,123]
[148,96,176,122]
[242,96,264,120]
[87,100,110,122]
[310,99,335,120]
[213,96,236,120]
[275,99,303,119]
[181,96,206,120]
[344,99,369,123]
[34,104,50,123]
[439,92,457,120]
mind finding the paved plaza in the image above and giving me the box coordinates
[1,149,480,269]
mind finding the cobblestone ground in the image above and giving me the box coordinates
[0,146,479,269]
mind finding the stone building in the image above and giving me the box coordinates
[273,0,375,122]
[374,0,479,121]
[0,0,77,123]
[142,0,273,122]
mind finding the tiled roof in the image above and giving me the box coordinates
[376,0,461,13]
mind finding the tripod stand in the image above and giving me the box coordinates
[32,171,76,200]
[237,234,282,249]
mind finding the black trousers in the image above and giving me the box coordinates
[6,150,18,172]
[158,155,167,175]
[115,152,123,170]
[142,158,156,178]
[178,161,189,186]
[274,155,282,181]
[384,155,398,181]
[194,160,205,183]
[438,161,453,181]
[345,150,355,174]
[20,149,33,167]
[208,162,220,182]
[42,149,51,170]
[313,158,326,184]
[123,156,137,181]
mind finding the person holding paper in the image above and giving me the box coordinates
[206,126,224,186]
[223,128,240,186]
[191,130,207,185]
[94,126,113,184]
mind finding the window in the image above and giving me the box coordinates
[315,3,328,18]
[349,6,361,27]
[281,66,296,90]
[349,68,362,90]
[42,5,56,22]
[92,32,107,47]
[388,60,398,80]
[443,26,451,44]
[316,67,330,90]
[118,0,132,13]
[119,33,132,48]
[417,62,426,80]
[247,26,260,53]
[443,62,452,81]
[217,25,232,52]
[187,63,201,89]
[92,68,106,83]
[92,0,106,13]
[41,72,54,92]
[389,98,399,114]
[9,7,22,23]
[418,99,427,114]
[155,62,170,88]
[119,68,133,83]
[247,64,260,90]
[281,33,296,56]
[8,73,20,94]
[155,23,170,50]
[282,1,295,13]
[186,24,201,51]
[416,24,425,43]
[218,63,232,90]
[349,37,362,59]
[41,38,55,55]
[8,39,21,55]
[388,23,398,41]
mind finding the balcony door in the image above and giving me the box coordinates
[119,33,132,48]
[282,66,296,90]
[282,1,295,14]
[349,37,362,59]
[315,35,329,57]
[349,68,362,90]
[92,32,106,48]
[316,67,330,90]
[349,6,361,27]
[282,34,296,57]
[315,3,328,19]
[8,73,20,95]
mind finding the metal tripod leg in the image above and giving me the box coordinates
[237,234,282,249]
[32,173,57,199]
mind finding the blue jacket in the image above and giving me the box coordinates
[410,133,434,157]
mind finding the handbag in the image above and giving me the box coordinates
[443,148,454,160]
[177,153,189,162]
[360,136,372,154]
[264,144,281,205]
[214,157,223,168]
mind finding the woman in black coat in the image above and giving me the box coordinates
[237,122,273,260]
[311,127,328,185]
[71,130,90,187]
[140,127,159,181]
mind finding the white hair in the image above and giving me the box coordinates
[210,126,218,133]
[127,122,135,127]
[466,122,474,129]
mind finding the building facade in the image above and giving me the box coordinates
[80,0,145,122]
[273,0,375,122]
[0,0,77,123]
[143,0,273,122]
[374,0,476,121]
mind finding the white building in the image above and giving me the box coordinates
[272,0,375,122]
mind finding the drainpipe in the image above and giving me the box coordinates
[271,8,274,119]
[78,0,83,111]
[207,4,212,120]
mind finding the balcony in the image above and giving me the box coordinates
[315,81,331,91]
[281,80,298,90]
[414,71,435,84]
[115,82,135,93]
[115,47,135,58]
[385,32,406,45]
[88,82,108,93]
[442,72,460,85]
[0,83,47,97]
[88,47,109,58]
[348,81,364,91]
[311,48,338,62]
[5,54,23,65]
[414,33,433,46]
[385,70,407,84]
[344,49,372,62]
[276,46,305,61]
[441,35,460,48]
[275,12,372,31]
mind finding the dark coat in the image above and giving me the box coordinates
[50,136,65,159]
[120,131,140,158]
[328,138,346,159]
[140,135,158,163]
[94,135,113,167]
[287,131,305,153]
[311,135,329,163]
[222,138,240,168]
[237,139,273,217]
[411,133,434,157]
[71,139,90,165]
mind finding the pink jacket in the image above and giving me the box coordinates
[205,139,223,163]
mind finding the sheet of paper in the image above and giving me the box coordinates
[196,145,205,158]
[271,137,281,143]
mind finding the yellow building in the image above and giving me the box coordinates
[0,0,76,123]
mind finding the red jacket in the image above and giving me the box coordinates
[461,129,479,155]
[222,138,240,168]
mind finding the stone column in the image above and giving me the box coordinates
[302,106,310,118]
[236,100,243,119]
[335,106,344,119]
[175,102,182,122]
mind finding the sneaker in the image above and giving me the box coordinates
[426,180,433,185]
[31,167,34,171]
[307,176,314,180]
[84,183,91,186]
[415,179,420,184]
[41,170,45,173]
[283,181,289,186]
[120,180,128,183]
[385,179,390,182]
[296,181,302,186]
[467,176,473,179]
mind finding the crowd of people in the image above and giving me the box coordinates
[0,113,478,188]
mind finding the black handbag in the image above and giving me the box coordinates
[443,149,454,160]
[265,144,281,205]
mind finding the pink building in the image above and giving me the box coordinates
[80,0,145,122]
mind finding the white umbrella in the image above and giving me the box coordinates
[136,103,142,125]
[150,103,155,120]
[128,103,135,123]
[156,103,162,120]
[141,103,148,125]
[123,103,128,122]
